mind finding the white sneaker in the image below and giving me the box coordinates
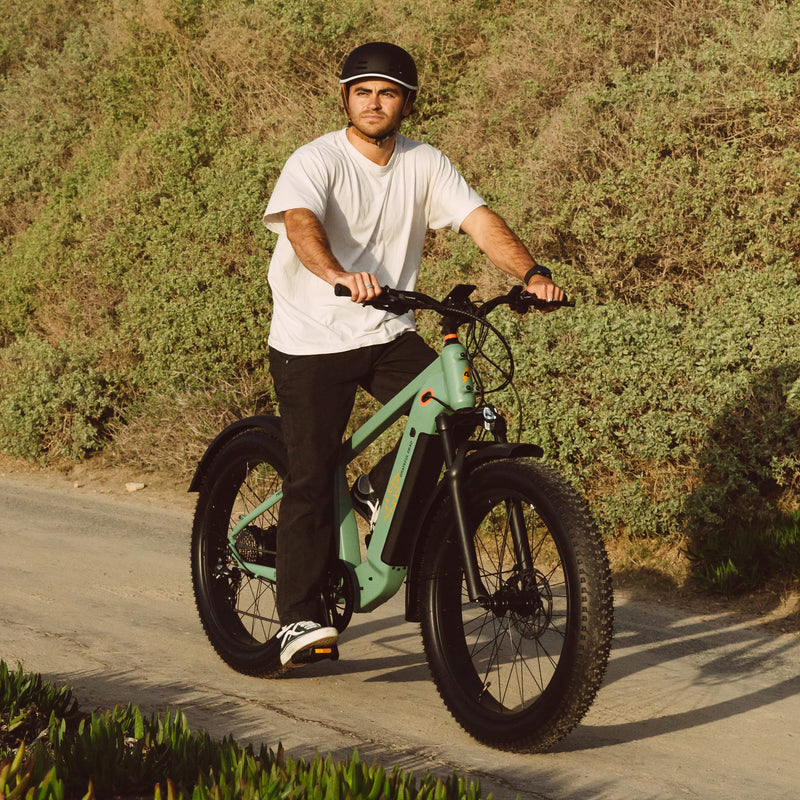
[276,621,338,666]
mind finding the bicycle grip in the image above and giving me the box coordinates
[520,290,574,309]
[334,283,352,297]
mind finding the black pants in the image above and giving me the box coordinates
[269,332,436,624]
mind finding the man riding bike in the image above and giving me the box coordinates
[262,41,565,666]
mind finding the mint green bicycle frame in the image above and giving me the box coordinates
[226,337,476,612]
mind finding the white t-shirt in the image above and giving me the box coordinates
[263,129,485,355]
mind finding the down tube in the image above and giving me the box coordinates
[351,357,465,611]
[333,366,432,568]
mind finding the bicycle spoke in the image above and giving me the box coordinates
[202,455,282,648]
[234,575,276,642]
[458,487,576,713]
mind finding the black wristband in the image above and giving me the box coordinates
[523,264,552,283]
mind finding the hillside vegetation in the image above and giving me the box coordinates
[1,0,799,593]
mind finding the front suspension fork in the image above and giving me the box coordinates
[436,409,535,610]
[438,412,490,605]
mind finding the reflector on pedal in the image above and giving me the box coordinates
[291,643,339,664]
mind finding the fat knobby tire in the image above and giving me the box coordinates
[419,458,613,752]
[191,427,287,677]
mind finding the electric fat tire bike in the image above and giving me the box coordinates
[190,283,613,753]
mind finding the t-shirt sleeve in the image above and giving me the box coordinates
[425,150,486,232]
[262,146,329,234]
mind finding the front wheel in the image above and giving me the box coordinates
[419,458,613,752]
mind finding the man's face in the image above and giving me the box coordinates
[346,79,410,140]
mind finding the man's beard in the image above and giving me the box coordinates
[350,113,399,144]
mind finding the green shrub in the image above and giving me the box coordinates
[0,663,77,759]
[688,511,800,594]
[1,663,490,800]
[0,335,123,460]
[48,706,231,798]
[508,263,800,571]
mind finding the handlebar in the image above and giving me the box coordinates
[334,282,573,407]
[333,283,573,319]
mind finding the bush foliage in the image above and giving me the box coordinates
[0,662,487,800]
[1,0,799,591]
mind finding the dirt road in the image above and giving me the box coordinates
[2,471,799,799]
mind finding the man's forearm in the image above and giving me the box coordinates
[283,207,381,302]
[284,207,347,284]
[460,205,564,301]
[460,206,537,281]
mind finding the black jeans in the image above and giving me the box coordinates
[269,332,436,624]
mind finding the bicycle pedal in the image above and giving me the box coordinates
[292,643,339,665]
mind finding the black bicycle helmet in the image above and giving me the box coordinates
[339,42,418,92]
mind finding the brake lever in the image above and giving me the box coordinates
[369,293,419,315]
[333,284,417,316]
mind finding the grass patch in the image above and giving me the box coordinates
[688,511,800,595]
[1,662,491,800]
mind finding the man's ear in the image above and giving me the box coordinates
[401,91,416,118]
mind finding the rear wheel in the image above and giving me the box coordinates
[419,458,613,752]
[191,427,286,676]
